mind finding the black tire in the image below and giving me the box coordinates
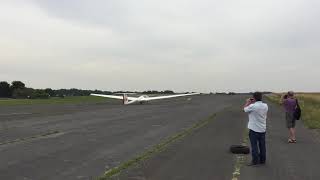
[230,145,250,154]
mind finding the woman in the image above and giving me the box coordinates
[280,91,298,143]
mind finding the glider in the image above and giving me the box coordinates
[90,93,200,105]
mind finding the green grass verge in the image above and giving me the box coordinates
[265,94,320,129]
[0,96,107,106]
[95,113,218,180]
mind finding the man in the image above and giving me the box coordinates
[244,92,269,166]
[280,91,297,143]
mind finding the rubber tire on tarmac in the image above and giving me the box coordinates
[230,145,250,154]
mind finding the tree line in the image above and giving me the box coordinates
[0,81,112,99]
[0,81,176,99]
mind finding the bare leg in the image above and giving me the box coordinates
[290,128,296,140]
[288,128,292,140]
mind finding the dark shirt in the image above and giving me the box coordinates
[283,98,297,113]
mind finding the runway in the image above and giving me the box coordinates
[113,96,320,180]
[0,95,246,180]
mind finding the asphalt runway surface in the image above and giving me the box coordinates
[2,95,319,180]
[114,104,247,180]
[240,102,320,180]
[116,97,320,180]
[0,95,246,180]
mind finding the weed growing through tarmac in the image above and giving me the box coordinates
[231,129,249,180]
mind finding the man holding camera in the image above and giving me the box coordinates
[244,92,269,166]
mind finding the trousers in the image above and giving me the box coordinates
[249,129,266,164]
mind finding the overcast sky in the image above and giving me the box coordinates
[0,0,319,92]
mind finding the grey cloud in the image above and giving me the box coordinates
[0,0,319,92]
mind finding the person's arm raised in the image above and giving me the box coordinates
[244,98,252,108]
[244,98,255,112]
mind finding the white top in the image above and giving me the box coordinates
[244,101,268,133]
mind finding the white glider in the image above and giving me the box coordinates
[90,93,200,105]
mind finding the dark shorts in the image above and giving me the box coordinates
[286,112,296,128]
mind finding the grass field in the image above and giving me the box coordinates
[266,93,320,129]
[0,96,107,106]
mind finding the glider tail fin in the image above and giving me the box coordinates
[123,94,129,105]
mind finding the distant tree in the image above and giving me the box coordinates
[143,90,159,94]
[54,89,67,97]
[52,88,110,97]
[1,81,113,98]
[101,90,112,95]
[0,81,11,97]
[113,91,136,94]
[11,81,25,90]
[12,88,34,99]
[141,90,176,94]
[216,92,227,95]
[163,90,174,94]
[92,89,103,94]
[30,89,49,99]
[44,88,55,97]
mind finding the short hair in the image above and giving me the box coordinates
[288,91,294,97]
[253,92,262,101]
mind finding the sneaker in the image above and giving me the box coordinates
[246,162,259,167]
[260,161,266,165]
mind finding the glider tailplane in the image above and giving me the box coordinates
[123,94,129,105]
